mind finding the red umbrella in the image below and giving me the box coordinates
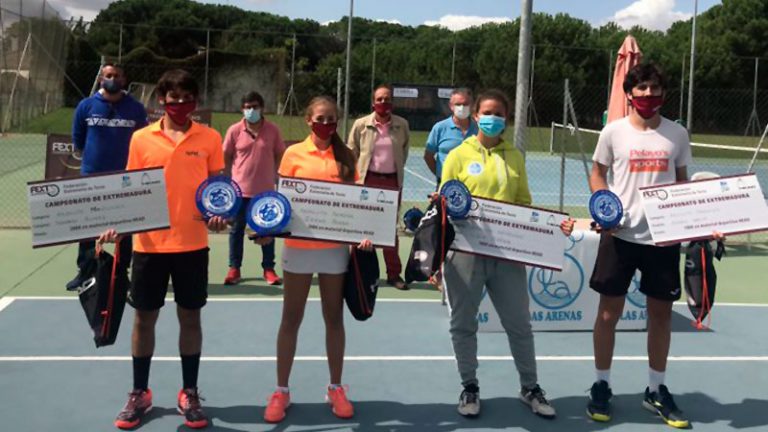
[607,35,642,124]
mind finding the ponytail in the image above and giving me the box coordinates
[331,131,356,183]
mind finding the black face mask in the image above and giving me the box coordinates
[101,79,122,95]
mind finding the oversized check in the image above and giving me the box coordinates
[450,197,569,270]
[641,173,768,245]
[277,177,399,247]
[28,168,170,248]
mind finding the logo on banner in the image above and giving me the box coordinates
[281,179,307,194]
[528,232,585,310]
[360,189,369,201]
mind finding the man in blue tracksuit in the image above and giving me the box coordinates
[66,63,148,290]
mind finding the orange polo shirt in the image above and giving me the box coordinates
[126,120,224,253]
[278,136,358,249]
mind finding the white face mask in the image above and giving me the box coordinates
[453,104,470,120]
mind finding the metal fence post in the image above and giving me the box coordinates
[118,24,123,64]
[559,79,568,212]
[513,0,533,154]
[370,37,376,99]
[451,38,456,86]
[342,0,354,139]
[204,29,210,107]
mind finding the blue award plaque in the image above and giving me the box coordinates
[195,176,242,219]
[246,191,291,236]
[439,180,472,219]
[589,190,624,230]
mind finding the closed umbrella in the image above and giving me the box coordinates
[607,35,642,124]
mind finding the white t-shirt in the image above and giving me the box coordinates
[593,117,692,245]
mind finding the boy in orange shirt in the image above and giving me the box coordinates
[99,69,226,430]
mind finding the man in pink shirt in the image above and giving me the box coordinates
[347,84,411,290]
[223,91,286,285]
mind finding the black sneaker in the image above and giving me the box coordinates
[457,383,480,417]
[177,388,209,429]
[643,385,690,429]
[65,271,85,291]
[587,380,612,422]
[114,389,153,429]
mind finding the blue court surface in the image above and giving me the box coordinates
[402,153,768,208]
[1,297,767,431]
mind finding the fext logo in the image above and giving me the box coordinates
[30,184,60,197]
[51,142,75,153]
[280,179,307,194]
[642,189,668,200]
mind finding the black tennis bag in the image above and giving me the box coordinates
[405,197,455,283]
[78,240,129,347]
[343,248,380,321]
[684,239,725,329]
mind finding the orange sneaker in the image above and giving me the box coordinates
[263,268,282,286]
[264,390,290,423]
[224,268,241,285]
[326,385,354,419]
[177,388,208,429]
[114,389,153,429]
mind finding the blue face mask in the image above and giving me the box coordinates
[101,78,122,95]
[477,115,506,137]
[243,108,262,124]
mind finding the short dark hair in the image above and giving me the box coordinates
[473,89,511,118]
[451,88,473,99]
[100,63,124,76]
[623,63,667,94]
[241,91,264,108]
[156,69,199,100]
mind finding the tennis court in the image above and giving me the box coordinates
[1,226,768,431]
[1,296,767,431]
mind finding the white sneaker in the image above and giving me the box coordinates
[457,384,480,417]
[520,385,556,418]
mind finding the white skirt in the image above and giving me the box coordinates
[281,245,350,275]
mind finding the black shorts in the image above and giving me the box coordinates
[130,248,209,311]
[589,234,681,302]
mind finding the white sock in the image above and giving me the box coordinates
[649,368,665,393]
[276,386,289,394]
[329,383,342,390]
[595,369,611,385]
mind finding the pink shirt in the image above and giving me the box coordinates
[223,119,286,197]
[368,120,396,174]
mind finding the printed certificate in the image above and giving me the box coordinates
[641,173,768,245]
[277,177,399,247]
[28,168,170,248]
[451,197,569,270]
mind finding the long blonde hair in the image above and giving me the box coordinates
[305,96,356,183]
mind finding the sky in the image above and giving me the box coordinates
[45,0,722,32]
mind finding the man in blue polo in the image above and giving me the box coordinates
[66,63,148,290]
[423,88,477,185]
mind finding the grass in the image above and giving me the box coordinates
[15,108,768,157]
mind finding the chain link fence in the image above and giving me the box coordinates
[1,13,766,247]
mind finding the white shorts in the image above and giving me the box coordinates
[281,245,350,275]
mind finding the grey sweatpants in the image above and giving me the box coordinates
[443,251,537,388]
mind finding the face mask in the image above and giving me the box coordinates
[243,108,261,124]
[453,105,470,120]
[101,78,122,95]
[630,95,664,119]
[478,115,506,137]
[163,101,197,125]
[312,121,337,140]
[373,102,392,117]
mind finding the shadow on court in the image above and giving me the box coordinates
[137,393,768,431]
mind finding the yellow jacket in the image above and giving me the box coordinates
[440,135,532,205]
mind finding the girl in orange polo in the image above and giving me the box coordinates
[263,96,372,423]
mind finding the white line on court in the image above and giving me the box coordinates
[404,166,436,186]
[1,355,768,362]
[0,297,15,313]
[4,296,766,307]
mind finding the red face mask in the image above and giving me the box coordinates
[373,102,392,117]
[164,101,197,125]
[312,122,337,140]
[630,95,663,119]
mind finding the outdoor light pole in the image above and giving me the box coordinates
[513,0,533,153]
[343,0,354,138]
[686,0,698,134]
